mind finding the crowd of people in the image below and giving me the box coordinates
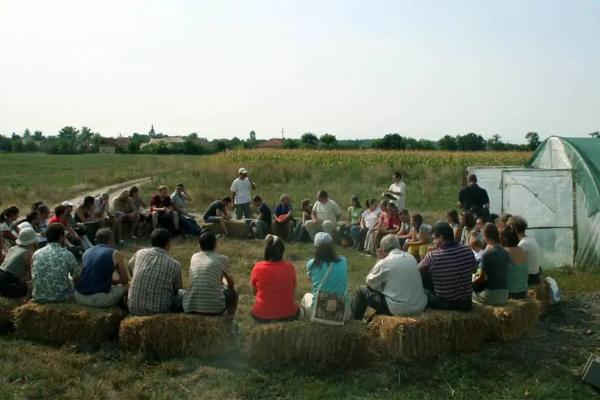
[0,168,543,327]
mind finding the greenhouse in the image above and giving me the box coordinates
[468,136,600,269]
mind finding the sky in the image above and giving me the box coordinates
[1,0,599,142]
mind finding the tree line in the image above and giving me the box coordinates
[1,127,598,155]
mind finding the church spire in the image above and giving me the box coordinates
[149,124,156,137]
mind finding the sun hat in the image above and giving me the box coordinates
[314,232,333,247]
[16,228,38,246]
[238,167,249,174]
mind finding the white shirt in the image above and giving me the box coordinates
[312,200,341,223]
[362,208,381,229]
[388,181,407,210]
[230,178,253,205]
[366,249,427,316]
[17,221,33,230]
[519,236,541,274]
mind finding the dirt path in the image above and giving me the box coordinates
[64,176,152,206]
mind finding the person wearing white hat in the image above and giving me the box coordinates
[0,228,39,298]
[230,167,256,220]
[300,232,351,320]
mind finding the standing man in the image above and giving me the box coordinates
[383,171,407,211]
[458,174,490,218]
[230,167,256,220]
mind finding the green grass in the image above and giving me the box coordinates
[0,150,598,399]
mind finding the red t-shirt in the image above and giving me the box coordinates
[151,194,172,211]
[250,261,298,320]
[48,216,68,227]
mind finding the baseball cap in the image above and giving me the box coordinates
[314,232,333,247]
[238,167,248,174]
[61,201,75,208]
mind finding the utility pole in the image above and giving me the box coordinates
[281,128,284,139]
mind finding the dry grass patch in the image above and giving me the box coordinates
[245,320,371,369]
[13,302,125,348]
[370,307,488,362]
[119,313,237,359]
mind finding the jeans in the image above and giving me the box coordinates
[248,219,269,239]
[421,271,472,311]
[235,203,252,220]
[351,285,391,320]
[350,225,366,249]
[74,285,126,308]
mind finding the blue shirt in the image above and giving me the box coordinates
[76,244,115,295]
[306,256,348,297]
[275,203,292,217]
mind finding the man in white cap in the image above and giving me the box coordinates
[230,167,256,220]
[0,228,38,298]
[352,234,427,320]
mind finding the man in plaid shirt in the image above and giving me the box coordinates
[127,229,183,315]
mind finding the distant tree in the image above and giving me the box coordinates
[0,136,11,152]
[33,130,44,141]
[23,128,31,139]
[373,133,406,150]
[456,133,486,151]
[525,132,541,150]
[589,131,600,139]
[301,132,319,148]
[319,133,337,149]
[215,140,227,152]
[438,135,457,151]
[57,126,80,153]
[282,138,300,149]
[487,134,506,151]
[229,137,243,149]
[188,132,198,140]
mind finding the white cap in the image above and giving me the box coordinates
[16,228,39,246]
[238,167,248,174]
[314,232,333,247]
[61,201,75,208]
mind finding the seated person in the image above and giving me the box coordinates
[203,197,233,236]
[127,229,183,315]
[171,183,201,236]
[301,232,350,320]
[472,223,509,306]
[459,211,477,246]
[446,210,461,242]
[74,228,129,308]
[508,216,542,285]
[150,186,179,232]
[418,222,476,311]
[75,196,97,224]
[501,223,529,299]
[33,204,50,234]
[112,190,141,242]
[292,199,312,242]
[0,228,38,298]
[338,196,363,245]
[304,190,342,240]
[249,195,272,239]
[407,223,433,262]
[93,193,112,226]
[130,186,150,236]
[272,194,294,241]
[31,223,81,303]
[395,209,412,244]
[353,234,426,319]
[183,231,238,315]
[366,202,400,254]
[49,205,89,256]
[17,211,46,247]
[351,198,380,250]
[0,206,20,248]
[63,201,94,250]
[250,235,299,323]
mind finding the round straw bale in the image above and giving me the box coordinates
[119,313,237,359]
[369,306,488,362]
[13,302,125,347]
[245,320,371,369]
[0,296,26,333]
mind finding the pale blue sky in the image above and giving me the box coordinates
[1,0,599,141]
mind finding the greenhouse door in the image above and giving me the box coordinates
[501,169,575,268]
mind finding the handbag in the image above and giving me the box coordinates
[310,262,346,326]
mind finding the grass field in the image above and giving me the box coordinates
[1,150,599,399]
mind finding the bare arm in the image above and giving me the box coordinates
[113,250,130,285]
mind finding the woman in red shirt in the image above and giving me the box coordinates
[250,235,299,323]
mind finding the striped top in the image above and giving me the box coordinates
[419,241,475,302]
[183,251,231,314]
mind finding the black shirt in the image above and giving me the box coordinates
[203,201,225,221]
[458,184,490,214]
[258,203,272,224]
[481,246,509,290]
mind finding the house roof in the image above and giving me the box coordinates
[256,138,283,148]
[100,137,131,147]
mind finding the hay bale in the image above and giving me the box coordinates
[370,307,488,362]
[13,302,125,347]
[479,299,540,343]
[0,296,26,333]
[119,313,236,359]
[245,320,370,369]
[528,280,550,315]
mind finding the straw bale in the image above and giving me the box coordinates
[370,306,488,362]
[13,302,125,347]
[479,299,540,343]
[245,320,370,369]
[119,313,236,359]
[0,297,26,333]
[528,280,550,315]
[201,221,248,238]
